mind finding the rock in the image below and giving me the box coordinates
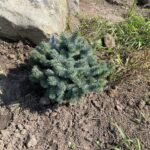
[24,124,30,131]
[40,97,50,105]
[0,140,4,150]
[15,132,21,138]
[17,145,23,150]
[0,130,10,138]
[16,41,24,48]
[128,98,135,107]
[115,101,123,111]
[0,0,68,44]
[8,54,16,60]
[6,143,13,150]
[0,113,12,130]
[21,129,27,135]
[0,50,6,55]
[138,100,146,109]
[68,16,80,32]
[17,124,24,131]
[26,135,37,148]
[103,34,116,49]
[68,0,80,14]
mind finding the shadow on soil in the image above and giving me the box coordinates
[0,63,60,113]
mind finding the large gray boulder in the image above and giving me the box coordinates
[0,0,68,44]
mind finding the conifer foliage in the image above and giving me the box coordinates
[29,32,111,104]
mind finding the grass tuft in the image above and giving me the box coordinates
[79,12,150,50]
[78,12,150,84]
[113,123,142,150]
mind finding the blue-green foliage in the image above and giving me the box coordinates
[29,32,111,104]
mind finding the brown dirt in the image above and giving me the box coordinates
[0,1,150,150]
[0,38,150,150]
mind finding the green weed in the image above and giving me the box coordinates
[95,140,102,148]
[79,12,150,50]
[78,12,150,84]
[68,142,76,150]
[133,109,150,124]
[115,13,150,50]
[113,123,142,150]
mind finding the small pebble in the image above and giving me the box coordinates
[26,135,37,148]
[115,101,123,111]
[15,132,21,138]
[17,124,24,131]
[138,100,146,109]
[104,34,116,49]
[0,140,4,150]
[21,129,27,135]
[0,130,10,138]
[8,54,16,59]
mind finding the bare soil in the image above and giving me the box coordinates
[0,39,150,150]
[0,1,150,150]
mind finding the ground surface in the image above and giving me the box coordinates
[0,1,150,150]
[80,0,150,22]
[0,39,150,150]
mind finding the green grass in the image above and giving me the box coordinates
[79,12,150,50]
[115,15,150,50]
[68,142,76,150]
[78,12,150,84]
[75,10,149,150]
[113,123,142,150]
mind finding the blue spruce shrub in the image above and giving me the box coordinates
[29,32,111,104]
